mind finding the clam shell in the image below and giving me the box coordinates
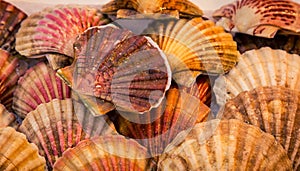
[53,135,154,171]
[217,86,300,169]
[110,87,210,156]
[213,0,300,38]
[0,127,46,170]
[0,49,27,110]
[13,62,71,118]
[15,5,111,58]
[142,17,239,86]
[158,119,292,170]
[0,1,27,53]
[0,103,17,128]
[58,25,171,114]
[213,47,300,106]
[101,0,203,19]
[18,98,86,168]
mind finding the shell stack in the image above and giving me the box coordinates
[0,0,298,170]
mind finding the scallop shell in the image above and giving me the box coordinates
[0,49,27,110]
[0,127,46,170]
[53,135,154,171]
[213,0,300,38]
[217,86,300,169]
[142,17,239,86]
[213,47,300,106]
[101,0,203,19]
[110,87,210,156]
[0,103,17,128]
[18,99,86,168]
[15,5,111,66]
[58,25,171,114]
[158,119,292,170]
[12,62,71,118]
[0,1,27,53]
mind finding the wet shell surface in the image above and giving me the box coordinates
[101,0,203,19]
[0,103,17,128]
[158,119,292,170]
[217,86,300,169]
[0,1,27,53]
[58,25,171,114]
[0,127,46,170]
[110,87,210,156]
[213,47,300,106]
[15,5,111,58]
[13,62,71,118]
[213,0,300,38]
[0,49,27,110]
[142,17,239,86]
[19,98,87,168]
[53,135,153,171]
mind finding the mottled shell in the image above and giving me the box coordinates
[217,86,300,169]
[53,135,154,171]
[158,119,292,170]
[0,1,27,53]
[213,47,300,106]
[213,0,300,38]
[110,87,210,156]
[0,49,27,110]
[58,25,171,114]
[142,17,239,86]
[18,99,86,168]
[101,0,203,19]
[0,103,17,128]
[0,127,46,170]
[15,5,111,69]
[13,62,71,118]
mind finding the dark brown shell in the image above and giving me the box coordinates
[217,86,300,169]
[110,87,210,156]
[0,1,27,54]
[58,25,171,114]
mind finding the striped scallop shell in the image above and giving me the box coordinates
[0,49,27,110]
[111,87,210,156]
[213,0,300,38]
[18,99,86,168]
[217,86,300,169]
[158,119,292,170]
[58,25,171,114]
[53,135,153,171]
[0,1,27,53]
[101,0,203,19]
[142,17,239,86]
[213,47,300,106]
[0,127,46,170]
[12,62,71,118]
[0,103,17,128]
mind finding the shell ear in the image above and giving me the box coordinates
[252,25,280,38]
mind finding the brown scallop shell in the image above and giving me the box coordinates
[142,17,239,86]
[0,127,46,170]
[213,47,300,106]
[0,1,27,54]
[58,25,171,114]
[217,86,300,169]
[12,62,71,118]
[0,103,17,128]
[53,135,154,171]
[101,0,203,19]
[110,87,210,156]
[213,0,300,38]
[0,49,27,110]
[158,119,292,170]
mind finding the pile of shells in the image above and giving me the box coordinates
[0,0,299,170]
